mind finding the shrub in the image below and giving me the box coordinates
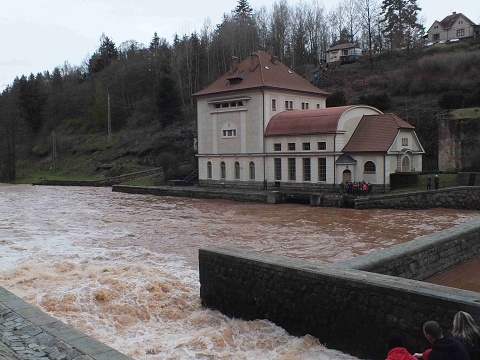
[326,90,348,107]
[357,92,391,111]
[438,91,465,109]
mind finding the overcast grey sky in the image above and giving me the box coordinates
[1,0,478,91]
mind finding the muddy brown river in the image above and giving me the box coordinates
[0,184,478,359]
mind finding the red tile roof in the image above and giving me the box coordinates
[264,106,355,136]
[439,12,476,29]
[193,51,329,97]
[342,113,415,152]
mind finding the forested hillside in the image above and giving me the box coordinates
[1,0,479,182]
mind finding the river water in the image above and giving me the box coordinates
[0,184,478,359]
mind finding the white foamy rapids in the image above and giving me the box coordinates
[1,246,357,360]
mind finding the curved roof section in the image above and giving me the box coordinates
[342,113,415,152]
[265,106,356,136]
[193,50,329,97]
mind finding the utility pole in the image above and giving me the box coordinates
[107,93,112,141]
[52,130,57,173]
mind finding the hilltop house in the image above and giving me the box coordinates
[426,12,479,43]
[193,51,424,191]
[325,43,362,64]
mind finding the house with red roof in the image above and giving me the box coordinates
[426,12,479,43]
[193,51,424,190]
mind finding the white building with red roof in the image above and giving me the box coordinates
[193,51,424,190]
[426,12,479,43]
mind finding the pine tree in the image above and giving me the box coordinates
[380,0,422,51]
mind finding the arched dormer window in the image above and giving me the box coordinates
[364,161,376,173]
[221,122,237,138]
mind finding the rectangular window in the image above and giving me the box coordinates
[301,102,309,109]
[402,138,408,146]
[285,100,293,110]
[457,29,465,37]
[302,142,310,151]
[318,158,326,182]
[316,104,320,109]
[433,33,440,40]
[288,158,296,181]
[274,143,281,151]
[288,143,296,151]
[272,99,276,111]
[317,141,326,150]
[274,158,282,181]
[222,129,237,137]
[303,158,311,182]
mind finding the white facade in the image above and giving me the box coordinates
[194,51,423,190]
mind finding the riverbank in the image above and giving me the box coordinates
[112,184,480,210]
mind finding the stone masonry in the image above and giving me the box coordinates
[199,218,480,360]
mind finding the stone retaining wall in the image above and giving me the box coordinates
[334,219,480,280]
[113,185,268,202]
[199,219,480,360]
[33,168,163,187]
[355,186,480,210]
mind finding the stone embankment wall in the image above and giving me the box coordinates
[199,219,480,360]
[355,186,480,210]
[33,168,163,187]
[334,219,480,280]
[113,185,268,202]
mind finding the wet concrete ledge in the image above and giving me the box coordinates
[0,287,132,360]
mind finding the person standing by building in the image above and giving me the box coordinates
[452,311,480,360]
[434,175,439,190]
[427,176,432,190]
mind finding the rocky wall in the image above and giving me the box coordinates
[355,187,480,210]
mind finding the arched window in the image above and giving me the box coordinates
[207,161,212,179]
[220,162,226,179]
[249,161,255,180]
[234,161,240,179]
[401,156,411,172]
[364,161,376,173]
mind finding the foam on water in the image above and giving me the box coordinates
[1,184,478,359]
[1,245,359,359]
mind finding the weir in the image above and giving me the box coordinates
[199,218,480,360]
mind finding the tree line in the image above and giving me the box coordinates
[0,0,424,181]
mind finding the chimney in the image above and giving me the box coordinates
[453,11,456,15]
[271,55,279,65]
[249,52,259,72]
[230,56,239,74]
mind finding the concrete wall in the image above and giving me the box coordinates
[355,186,480,210]
[199,219,480,360]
